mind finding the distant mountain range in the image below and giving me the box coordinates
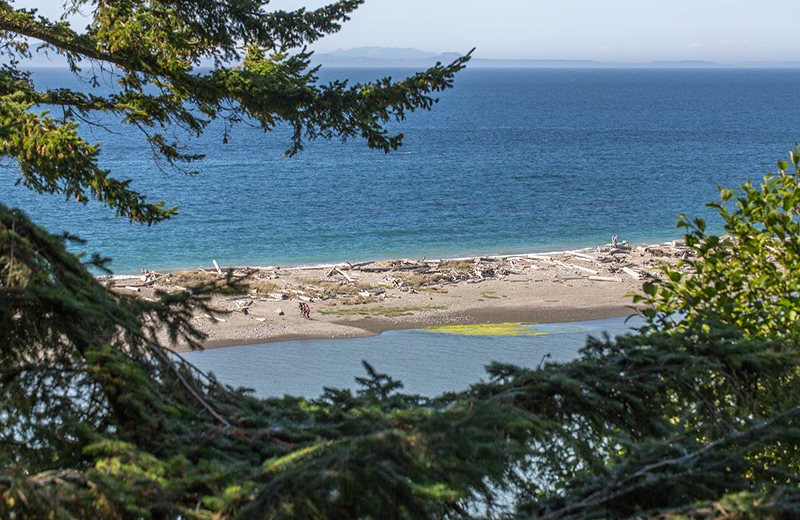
[310,47,463,68]
[310,46,800,69]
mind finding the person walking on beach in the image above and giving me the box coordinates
[304,303,311,319]
[298,301,305,316]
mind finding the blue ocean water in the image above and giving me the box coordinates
[4,68,800,273]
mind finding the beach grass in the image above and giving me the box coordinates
[479,291,504,300]
[156,271,280,295]
[397,272,448,289]
[160,271,246,295]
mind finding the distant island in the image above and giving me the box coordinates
[310,46,800,69]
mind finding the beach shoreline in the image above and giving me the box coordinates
[106,240,689,351]
[198,304,637,350]
[102,237,683,278]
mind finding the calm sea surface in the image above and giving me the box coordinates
[4,68,800,273]
[182,317,640,398]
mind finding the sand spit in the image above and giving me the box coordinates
[102,239,692,351]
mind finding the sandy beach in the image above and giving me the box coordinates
[106,240,690,351]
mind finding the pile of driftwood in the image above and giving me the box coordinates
[104,238,696,306]
[310,236,696,293]
[105,259,285,297]
[329,258,515,292]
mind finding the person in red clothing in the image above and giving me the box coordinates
[304,303,311,319]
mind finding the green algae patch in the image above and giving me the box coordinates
[425,322,549,337]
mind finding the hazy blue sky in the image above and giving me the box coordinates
[21,0,800,62]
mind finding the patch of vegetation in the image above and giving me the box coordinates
[295,279,377,299]
[320,305,446,317]
[160,271,216,288]
[157,271,246,295]
[318,280,374,297]
[440,260,477,271]
[331,295,381,306]
[479,291,504,299]
[156,272,279,296]
[248,279,279,295]
[397,272,449,289]
[397,261,486,289]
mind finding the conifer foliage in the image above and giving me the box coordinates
[2,2,800,518]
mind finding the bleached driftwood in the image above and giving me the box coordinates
[621,267,643,280]
[335,268,354,283]
[588,276,622,282]
[568,252,598,262]
[140,271,169,286]
[553,261,599,275]
[212,259,223,276]
[345,261,373,269]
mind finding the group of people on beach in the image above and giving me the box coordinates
[298,301,311,319]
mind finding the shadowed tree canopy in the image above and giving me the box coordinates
[2,1,800,519]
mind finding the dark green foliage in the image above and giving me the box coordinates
[5,197,800,518]
[2,1,800,518]
[636,147,800,341]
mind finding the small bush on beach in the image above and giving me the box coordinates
[160,270,218,287]
[440,259,476,271]
[152,272,280,296]
[248,279,279,295]
[315,280,375,297]
[398,272,449,288]
[156,270,248,295]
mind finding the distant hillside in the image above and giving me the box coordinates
[311,47,462,68]
[310,47,800,69]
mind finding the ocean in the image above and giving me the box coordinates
[4,67,800,274]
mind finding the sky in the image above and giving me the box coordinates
[276,0,800,62]
[17,0,800,63]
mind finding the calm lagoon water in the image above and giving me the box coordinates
[182,316,642,398]
[4,68,800,273]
